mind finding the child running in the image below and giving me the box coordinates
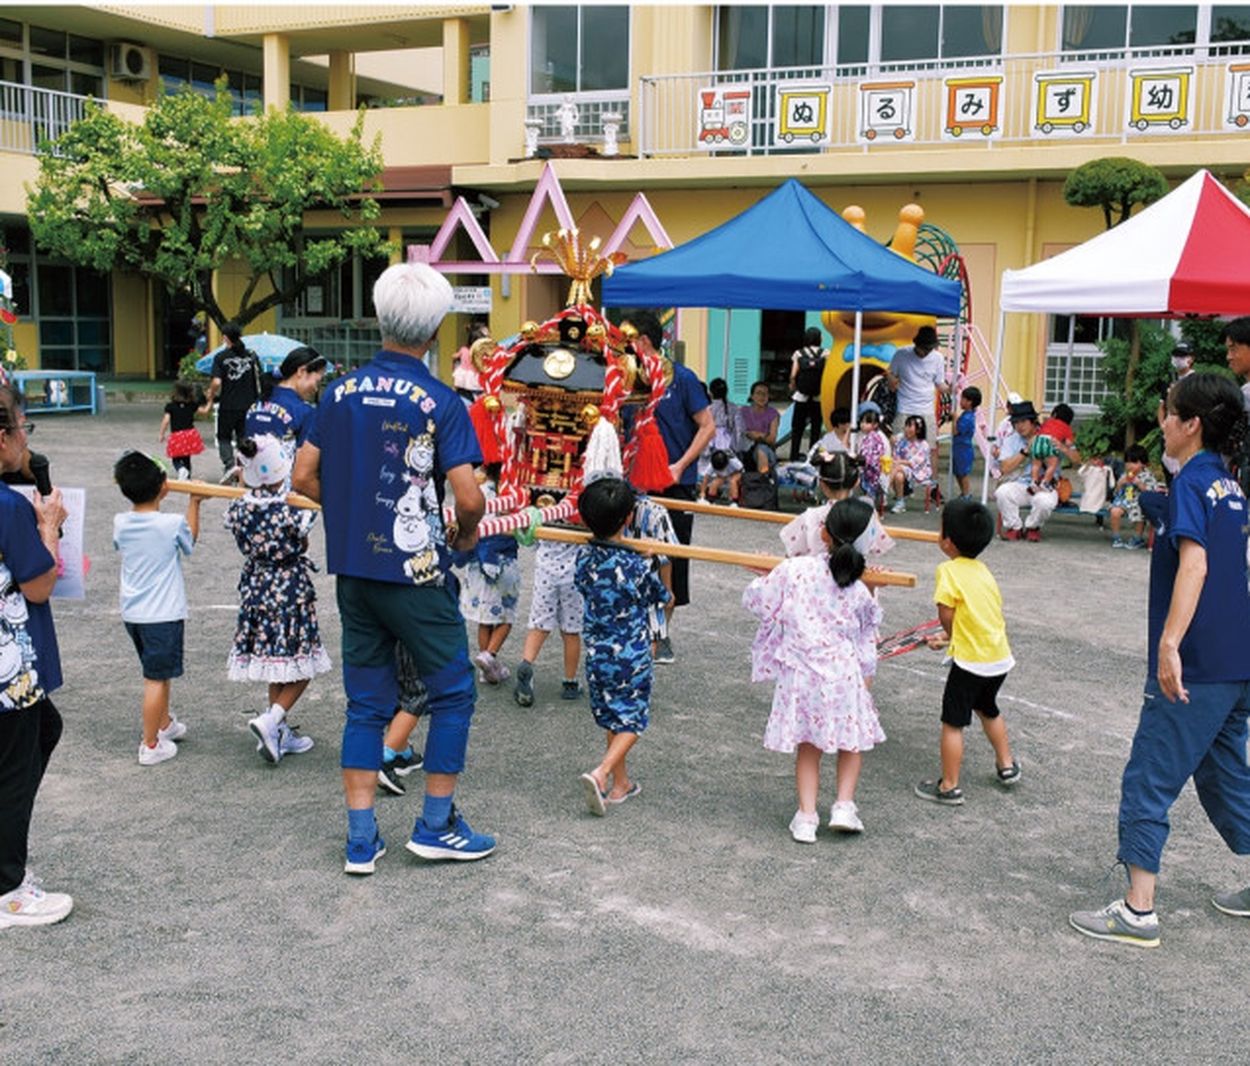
[744,497,884,842]
[1070,374,1250,948]
[224,436,330,763]
[458,467,520,684]
[951,386,981,498]
[913,497,1019,806]
[513,540,584,707]
[574,476,671,815]
[158,380,205,481]
[112,451,202,766]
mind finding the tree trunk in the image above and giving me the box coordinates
[1124,318,1141,447]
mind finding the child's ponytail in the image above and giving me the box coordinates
[236,437,259,460]
[823,497,874,588]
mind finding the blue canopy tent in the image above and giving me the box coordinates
[601,178,962,422]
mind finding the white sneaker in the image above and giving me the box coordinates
[474,649,503,684]
[158,714,187,743]
[248,707,283,763]
[0,875,73,929]
[890,498,908,514]
[828,800,864,833]
[789,810,819,844]
[138,736,178,766]
[276,721,314,756]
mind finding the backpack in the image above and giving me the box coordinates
[794,347,825,397]
[741,470,778,511]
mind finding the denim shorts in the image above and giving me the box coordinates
[124,620,185,681]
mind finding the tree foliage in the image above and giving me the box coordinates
[1063,157,1169,230]
[26,83,390,329]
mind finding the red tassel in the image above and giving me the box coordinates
[628,421,673,493]
[468,398,503,465]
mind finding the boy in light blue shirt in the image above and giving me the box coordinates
[113,452,201,766]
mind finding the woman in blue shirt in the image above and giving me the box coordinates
[245,347,327,458]
[1071,373,1250,948]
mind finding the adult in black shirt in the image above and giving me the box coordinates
[200,322,261,477]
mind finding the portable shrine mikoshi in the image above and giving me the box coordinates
[165,479,917,588]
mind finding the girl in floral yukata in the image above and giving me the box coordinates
[743,497,884,844]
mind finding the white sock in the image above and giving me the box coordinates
[269,703,286,722]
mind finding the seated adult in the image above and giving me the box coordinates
[740,380,780,476]
[993,399,1078,542]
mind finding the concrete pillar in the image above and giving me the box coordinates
[442,18,470,105]
[262,33,291,111]
[328,50,354,110]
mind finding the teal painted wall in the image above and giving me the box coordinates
[705,308,762,404]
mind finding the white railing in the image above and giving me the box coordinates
[527,90,631,143]
[639,42,1250,157]
[0,81,91,155]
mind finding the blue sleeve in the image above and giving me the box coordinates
[305,400,328,450]
[295,403,315,446]
[682,369,709,417]
[1169,474,1210,549]
[435,393,483,472]
[0,491,54,585]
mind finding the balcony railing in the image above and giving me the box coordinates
[639,43,1250,157]
[0,81,90,155]
[527,90,631,143]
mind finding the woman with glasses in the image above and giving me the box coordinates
[0,385,73,929]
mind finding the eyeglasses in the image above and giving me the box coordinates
[0,421,33,436]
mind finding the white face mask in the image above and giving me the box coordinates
[1172,357,1192,371]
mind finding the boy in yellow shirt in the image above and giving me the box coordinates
[915,498,1020,805]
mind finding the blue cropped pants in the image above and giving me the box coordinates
[1118,679,1250,874]
[335,576,475,775]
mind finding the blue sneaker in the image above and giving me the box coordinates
[344,834,386,875]
[405,806,496,862]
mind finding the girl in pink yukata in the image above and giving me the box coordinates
[743,497,884,845]
[856,407,891,513]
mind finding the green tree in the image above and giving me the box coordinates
[26,83,390,330]
[1063,157,1169,445]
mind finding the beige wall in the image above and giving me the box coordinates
[315,103,489,165]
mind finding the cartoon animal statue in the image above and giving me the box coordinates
[394,429,438,583]
[819,204,937,420]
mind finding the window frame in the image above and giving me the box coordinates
[0,17,107,99]
[1057,4,1250,58]
[527,5,632,98]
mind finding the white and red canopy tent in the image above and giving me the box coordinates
[981,169,1250,499]
[999,169,1250,317]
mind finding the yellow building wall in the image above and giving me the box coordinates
[111,272,153,377]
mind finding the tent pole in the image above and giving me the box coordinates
[1064,314,1076,406]
[722,308,732,392]
[981,307,1008,504]
[849,310,863,449]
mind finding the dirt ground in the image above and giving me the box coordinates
[3,402,1243,1064]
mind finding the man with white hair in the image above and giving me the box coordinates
[293,263,494,874]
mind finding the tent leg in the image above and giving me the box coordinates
[849,310,863,446]
[722,308,732,392]
[981,308,1008,505]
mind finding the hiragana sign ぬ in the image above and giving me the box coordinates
[775,83,831,145]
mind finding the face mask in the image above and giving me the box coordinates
[1172,357,1192,371]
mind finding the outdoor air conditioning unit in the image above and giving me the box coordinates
[110,43,154,82]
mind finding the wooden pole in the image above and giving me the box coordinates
[645,494,940,543]
[166,480,917,588]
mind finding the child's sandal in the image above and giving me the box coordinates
[996,761,1022,786]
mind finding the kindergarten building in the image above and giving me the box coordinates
[1,3,1248,412]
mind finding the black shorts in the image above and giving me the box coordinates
[941,662,1006,729]
[660,483,695,607]
[124,620,185,681]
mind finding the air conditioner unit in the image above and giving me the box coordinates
[110,43,154,82]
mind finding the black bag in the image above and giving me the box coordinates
[741,470,778,511]
[794,347,825,397]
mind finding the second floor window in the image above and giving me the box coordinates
[718,5,826,70]
[1061,5,1250,55]
[530,6,629,95]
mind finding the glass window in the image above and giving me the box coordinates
[717,6,768,70]
[0,56,21,83]
[159,55,188,83]
[580,6,628,91]
[1130,4,1197,46]
[69,71,103,98]
[76,319,109,345]
[0,18,23,47]
[771,6,825,68]
[837,6,870,66]
[28,26,65,59]
[38,319,73,345]
[944,5,1003,57]
[1062,5,1128,50]
[881,6,941,63]
[1212,5,1250,41]
[4,227,31,256]
[191,62,220,96]
[67,34,103,67]
[30,64,64,92]
[37,264,73,315]
[75,270,108,316]
[297,85,328,112]
[531,5,578,93]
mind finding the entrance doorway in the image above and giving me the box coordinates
[159,284,205,379]
[759,310,807,399]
